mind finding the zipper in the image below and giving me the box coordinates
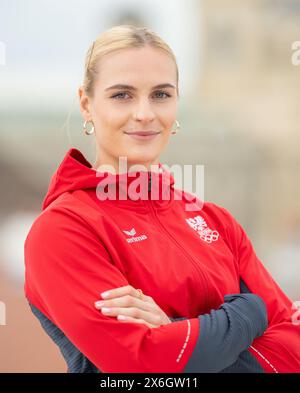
[147,174,209,309]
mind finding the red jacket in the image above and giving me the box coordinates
[24,148,300,372]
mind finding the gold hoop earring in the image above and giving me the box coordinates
[83,120,95,135]
[171,120,180,135]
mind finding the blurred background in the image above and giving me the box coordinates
[0,0,299,372]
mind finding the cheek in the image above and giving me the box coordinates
[159,106,177,129]
[94,106,126,134]
[161,119,176,134]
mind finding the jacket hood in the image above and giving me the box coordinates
[42,148,176,211]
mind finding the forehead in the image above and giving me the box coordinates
[95,47,177,87]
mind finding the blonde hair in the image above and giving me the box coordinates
[82,24,179,98]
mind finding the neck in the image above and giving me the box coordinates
[93,155,161,174]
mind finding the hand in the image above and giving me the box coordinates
[94,285,172,328]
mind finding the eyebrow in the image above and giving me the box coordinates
[105,83,176,92]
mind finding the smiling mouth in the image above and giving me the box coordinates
[123,131,162,140]
[124,131,161,136]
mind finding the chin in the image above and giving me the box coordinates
[128,154,157,164]
[125,151,160,167]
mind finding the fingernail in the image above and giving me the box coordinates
[101,291,110,298]
[101,307,111,313]
[118,315,126,320]
[95,301,105,308]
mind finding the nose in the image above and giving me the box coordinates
[132,99,155,122]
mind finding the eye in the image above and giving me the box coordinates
[111,92,130,100]
[154,91,171,99]
[110,90,172,100]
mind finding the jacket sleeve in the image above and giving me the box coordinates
[24,207,200,373]
[182,293,267,372]
[214,203,300,373]
[169,278,266,373]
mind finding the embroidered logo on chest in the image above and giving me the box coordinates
[186,215,219,243]
[122,228,148,243]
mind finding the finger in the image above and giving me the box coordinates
[116,315,157,328]
[95,295,155,313]
[100,306,161,326]
[100,285,138,299]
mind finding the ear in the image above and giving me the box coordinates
[78,85,92,120]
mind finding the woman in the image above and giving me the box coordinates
[24,25,300,373]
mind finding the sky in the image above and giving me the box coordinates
[0,0,202,112]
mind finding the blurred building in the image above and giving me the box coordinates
[188,0,300,272]
[198,0,300,139]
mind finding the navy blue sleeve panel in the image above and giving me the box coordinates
[183,293,268,373]
[170,278,265,373]
[28,302,100,373]
[219,349,264,373]
[220,278,264,372]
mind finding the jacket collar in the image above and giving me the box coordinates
[42,148,176,212]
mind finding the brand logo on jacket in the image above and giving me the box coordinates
[186,215,219,243]
[122,228,148,243]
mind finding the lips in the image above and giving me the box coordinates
[124,131,161,136]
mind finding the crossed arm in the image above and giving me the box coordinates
[29,279,268,373]
[169,279,267,373]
